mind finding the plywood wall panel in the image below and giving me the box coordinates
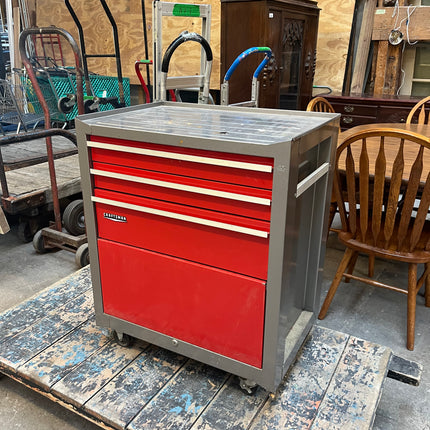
[313,0,355,93]
[36,0,220,88]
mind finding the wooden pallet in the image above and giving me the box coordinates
[0,267,392,430]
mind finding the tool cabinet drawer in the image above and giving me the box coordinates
[88,136,274,190]
[91,161,272,221]
[93,188,270,279]
[98,238,266,368]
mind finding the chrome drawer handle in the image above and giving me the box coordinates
[87,141,273,173]
[90,168,271,206]
[91,196,269,238]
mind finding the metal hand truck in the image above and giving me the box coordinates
[152,1,212,102]
[18,27,90,267]
[221,47,273,107]
[64,0,126,113]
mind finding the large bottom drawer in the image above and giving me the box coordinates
[98,239,266,368]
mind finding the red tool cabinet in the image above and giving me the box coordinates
[76,102,339,391]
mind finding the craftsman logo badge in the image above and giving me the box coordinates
[103,212,127,223]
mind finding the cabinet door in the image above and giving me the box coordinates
[279,10,318,111]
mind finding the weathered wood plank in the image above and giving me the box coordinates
[51,339,145,408]
[249,326,349,430]
[311,336,392,429]
[373,6,430,41]
[350,0,378,94]
[127,360,229,430]
[1,135,77,171]
[84,346,188,429]
[191,374,269,430]
[0,207,10,234]
[3,154,81,198]
[0,266,91,345]
[18,316,111,391]
[0,289,93,373]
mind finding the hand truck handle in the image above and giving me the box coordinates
[161,31,213,74]
[223,47,272,83]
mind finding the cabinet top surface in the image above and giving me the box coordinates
[79,103,336,145]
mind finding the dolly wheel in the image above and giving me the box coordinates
[63,199,85,236]
[17,219,38,243]
[32,230,48,253]
[239,377,258,395]
[75,243,90,267]
[112,330,134,348]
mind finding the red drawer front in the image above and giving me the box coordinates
[98,239,265,368]
[93,188,270,279]
[92,161,272,221]
[89,136,274,190]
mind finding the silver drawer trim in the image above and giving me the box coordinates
[87,141,273,173]
[91,168,271,206]
[92,196,269,238]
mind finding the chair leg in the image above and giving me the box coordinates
[319,248,355,320]
[368,255,375,278]
[407,263,418,351]
[327,200,337,237]
[344,251,359,283]
[425,263,430,308]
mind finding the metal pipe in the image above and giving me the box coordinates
[64,0,94,97]
[99,0,125,105]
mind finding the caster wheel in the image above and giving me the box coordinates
[63,199,85,236]
[32,230,48,253]
[58,95,75,114]
[17,219,38,243]
[239,377,258,395]
[75,243,90,267]
[112,330,134,347]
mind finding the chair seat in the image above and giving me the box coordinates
[338,220,430,263]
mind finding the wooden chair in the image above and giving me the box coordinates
[406,95,430,125]
[318,127,430,350]
[306,96,336,114]
[306,96,338,232]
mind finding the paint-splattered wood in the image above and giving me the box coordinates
[84,346,189,429]
[249,326,350,429]
[0,266,91,345]
[0,288,93,373]
[0,268,391,430]
[311,337,392,429]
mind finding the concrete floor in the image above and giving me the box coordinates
[0,218,429,429]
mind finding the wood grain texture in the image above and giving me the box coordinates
[3,154,81,199]
[191,375,269,430]
[51,340,144,408]
[313,0,355,93]
[128,360,228,429]
[0,289,93,373]
[373,6,430,41]
[0,266,91,346]
[18,316,111,391]
[311,337,391,429]
[35,0,221,88]
[249,326,349,429]
[84,345,188,429]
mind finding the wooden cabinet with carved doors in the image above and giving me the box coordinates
[221,0,319,110]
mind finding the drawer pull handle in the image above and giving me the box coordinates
[87,141,273,173]
[296,163,330,198]
[92,196,269,238]
[91,168,271,206]
[342,116,353,124]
